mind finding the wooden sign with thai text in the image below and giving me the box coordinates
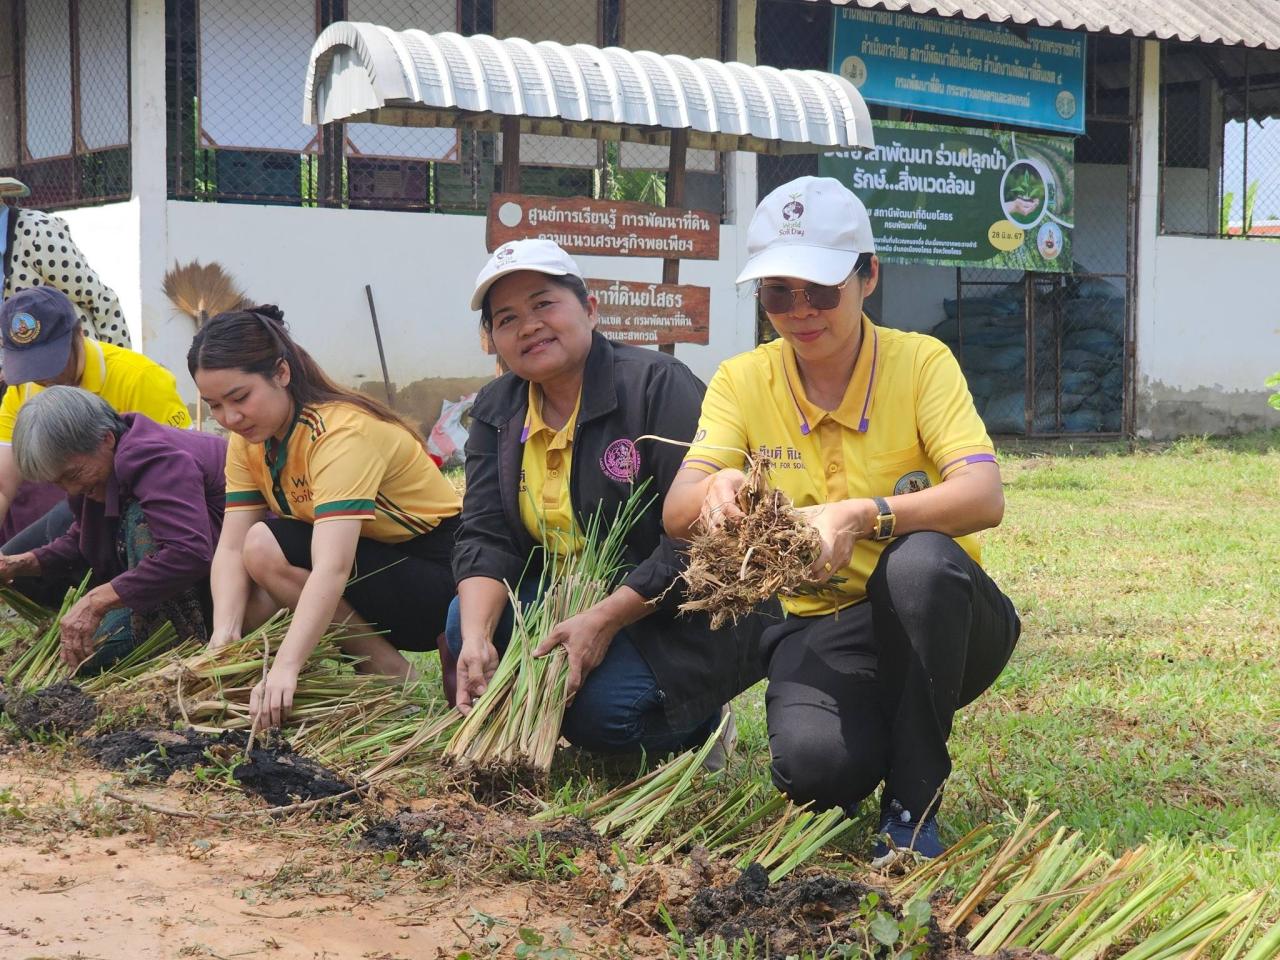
[586,279,710,346]
[487,194,720,260]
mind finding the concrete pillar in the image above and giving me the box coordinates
[724,0,759,356]
[130,0,176,381]
[1132,39,1161,438]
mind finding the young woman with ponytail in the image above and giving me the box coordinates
[189,306,462,728]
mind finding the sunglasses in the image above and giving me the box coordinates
[755,279,849,314]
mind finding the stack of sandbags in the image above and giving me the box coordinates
[929,275,1124,435]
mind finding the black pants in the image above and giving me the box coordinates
[765,531,1020,820]
[1,499,85,608]
[263,514,458,652]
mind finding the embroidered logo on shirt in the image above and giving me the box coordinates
[894,470,931,495]
[600,438,640,483]
[9,311,39,345]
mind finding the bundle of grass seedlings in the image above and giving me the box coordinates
[532,712,728,847]
[445,488,652,780]
[0,576,92,690]
[678,454,832,629]
[889,803,1280,960]
[108,613,442,765]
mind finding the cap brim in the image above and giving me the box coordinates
[470,264,573,311]
[3,332,73,385]
[736,245,860,286]
[0,178,30,198]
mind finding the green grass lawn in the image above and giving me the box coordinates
[725,431,1280,897]
[963,433,1279,889]
[505,430,1280,929]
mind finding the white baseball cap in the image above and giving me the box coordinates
[471,238,585,311]
[736,176,876,286]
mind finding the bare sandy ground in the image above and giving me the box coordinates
[0,750,645,960]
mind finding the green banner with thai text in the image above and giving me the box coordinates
[819,121,1075,272]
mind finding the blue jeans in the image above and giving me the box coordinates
[445,583,716,756]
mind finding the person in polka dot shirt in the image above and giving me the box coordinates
[1,177,131,349]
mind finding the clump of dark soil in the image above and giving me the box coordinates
[83,728,247,779]
[232,742,354,806]
[361,812,441,860]
[684,864,874,958]
[0,682,98,737]
[534,817,609,856]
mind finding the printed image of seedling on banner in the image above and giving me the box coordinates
[820,120,1075,272]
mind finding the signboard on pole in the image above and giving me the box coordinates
[819,120,1075,272]
[830,8,1086,134]
[486,194,720,260]
[585,280,710,346]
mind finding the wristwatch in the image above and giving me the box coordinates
[871,496,896,541]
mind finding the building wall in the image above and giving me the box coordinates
[1133,40,1280,438]
[1137,234,1280,437]
[150,201,753,427]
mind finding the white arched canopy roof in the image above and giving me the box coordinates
[303,22,875,154]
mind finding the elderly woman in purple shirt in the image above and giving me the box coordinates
[0,386,226,672]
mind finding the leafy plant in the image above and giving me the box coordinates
[1266,372,1280,410]
[827,893,931,959]
[513,926,575,960]
[1006,168,1045,203]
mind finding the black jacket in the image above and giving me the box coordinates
[453,332,775,727]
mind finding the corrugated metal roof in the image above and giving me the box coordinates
[806,0,1280,50]
[303,22,876,154]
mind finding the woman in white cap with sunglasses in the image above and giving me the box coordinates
[664,177,1020,862]
[448,238,775,763]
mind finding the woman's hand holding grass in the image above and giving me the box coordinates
[699,468,748,531]
[208,626,241,651]
[251,662,299,729]
[798,500,874,583]
[535,586,651,702]
[456,637,500,715]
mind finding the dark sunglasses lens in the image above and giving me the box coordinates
[806,284,842,310]
[757,285,794,313]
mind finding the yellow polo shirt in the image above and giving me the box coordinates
[682,315,995,616]
[519,384,584,558]
[224,401,461,543]
[0,339,191,442]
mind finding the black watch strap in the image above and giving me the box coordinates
[872,496,896,541]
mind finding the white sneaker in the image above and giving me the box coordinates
[702,705,738,773]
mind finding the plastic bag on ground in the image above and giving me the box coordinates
[427,393,477,469]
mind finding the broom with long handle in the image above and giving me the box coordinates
[162,261,250,430]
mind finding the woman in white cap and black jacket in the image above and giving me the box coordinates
[449,238,775,762]
[664,177,1021,862]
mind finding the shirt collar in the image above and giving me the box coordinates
[79,339,107,393]
[521,382,581,449]
[780,314,880,434]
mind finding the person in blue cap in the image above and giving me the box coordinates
[0,286,190,606]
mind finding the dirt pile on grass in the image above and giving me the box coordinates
[82,722,360,809]
[83,728,247,779]
[231,742,355,806]
[682,863,874,956]
[0,681,97,737]
[678,457,824,629]
[362,811,442,860]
